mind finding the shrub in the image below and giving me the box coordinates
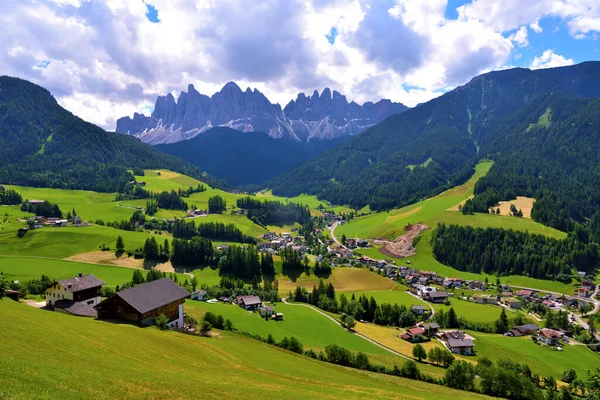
[153,314,169,330]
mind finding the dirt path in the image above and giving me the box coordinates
[282,297,412,361]
[372,223,430,258]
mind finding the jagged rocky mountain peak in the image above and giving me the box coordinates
[116,82,408,144]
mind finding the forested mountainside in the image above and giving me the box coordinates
[270,62,600,229]
[156,127,351,185]
[116,83,407,144]
[0,76,209,192]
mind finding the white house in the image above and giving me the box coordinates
[46,273,105,307]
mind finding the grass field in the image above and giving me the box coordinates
[5,185,137,223]
[0,224,167,259]
[186,301,388,355]
[0,256,187,287]
[466,331,600,379]
[276,267,396,294]
[341,287,428,309]
[0,300,494,400]
[185,301,446,378]
[189,266,221,286]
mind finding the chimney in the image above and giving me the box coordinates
[78,272,83,278]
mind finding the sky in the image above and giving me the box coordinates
[1,0,599,131]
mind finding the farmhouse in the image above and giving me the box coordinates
[190,290,207,301]
[515,289,535,298]
[46,273,105,317]
[27,200,45,206]
[95,278,189,328]
[468,280,484,290]
[411,304,426,315]
[422,322,440,334]
[506,324,539,337]
[46,273,104,307]
[473,294,497,304]
[574,287,591,298]
[400,327,425,343]
[503,297,522,309]
[440,331,474,355]
[424,291,448,303]
[236,295,262,310]
[537,328,563,346]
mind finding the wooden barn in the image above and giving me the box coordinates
[95,278,189,328]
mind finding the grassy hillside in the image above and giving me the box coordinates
[340,161,576,294]
[0,300,493,399]
[0,224,167,258]
[0,76,200,193]
[186,301,387,355]
[466,331,600,379]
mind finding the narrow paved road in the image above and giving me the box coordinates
[406,291,435,324]
[329,221,346,248]
[282,297,412,361]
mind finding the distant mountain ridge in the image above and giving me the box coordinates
[269,62,600,227]
[116,83,408,144]
[0,76,209,192]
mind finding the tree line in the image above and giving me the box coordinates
[218,245,275,280]
[20,200,62,218]
[171,219,256,244]
[431,223,599,281]
[237,196,311,226]
[0,188,22,205]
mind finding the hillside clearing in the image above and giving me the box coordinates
[494,196,535,218]
[277,268,396,294]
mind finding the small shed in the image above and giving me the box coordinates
[4,289,21,302]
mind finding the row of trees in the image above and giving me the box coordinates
[290,282,424,328]
[171,219,255,244]
[431,223,598,280]
[20,200,62,218]
[236,196,311,226]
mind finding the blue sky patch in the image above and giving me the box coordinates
[36,60,51,69]
[143,1,160,23]
[326,27,338,45]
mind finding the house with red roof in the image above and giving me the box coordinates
[400,327,425,343]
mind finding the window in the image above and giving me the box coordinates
[87,300,94,305]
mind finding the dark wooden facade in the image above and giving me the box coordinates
[96,296,184,326]
[73,287,101,303]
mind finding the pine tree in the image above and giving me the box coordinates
[116,236,125,252]
[445,307,459,328]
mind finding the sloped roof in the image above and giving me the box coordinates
[58,274,105,293]
[111,278,189,314]
[54,299,97,317]
[447,338,473,348]
[238,295,262,306]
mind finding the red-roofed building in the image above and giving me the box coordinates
[574,287,591,298]
[400,326,425,343]
[537,328,563,346]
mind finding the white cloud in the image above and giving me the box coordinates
[0,0,595,130]
[508,26,529,47]
[530,50,575,69]
[530,19,543,33]
[458,0,600,38]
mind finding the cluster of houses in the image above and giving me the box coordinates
[399,323,476,355]
[345,238,369,249]
[189,292,284,321]
[258,231,308,256]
